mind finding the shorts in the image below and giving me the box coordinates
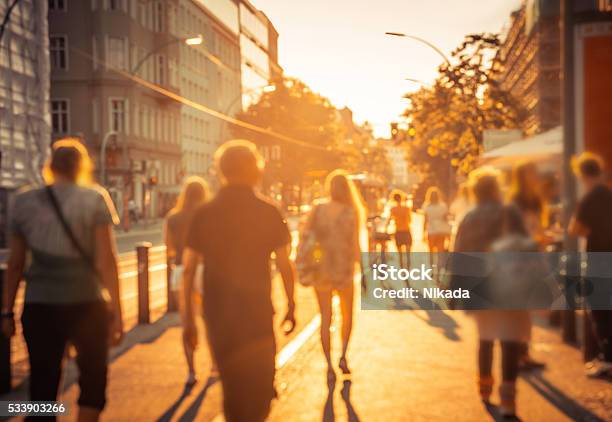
[394,231,412,248]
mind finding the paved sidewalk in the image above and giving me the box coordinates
[28,300,607,421]
[269,309,611,422]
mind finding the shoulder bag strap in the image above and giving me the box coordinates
[45,185,98,274]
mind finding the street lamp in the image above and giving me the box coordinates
[404,77,432,88]
[385,32,451,65]
[130,34,203,76]
[184,35,203,46]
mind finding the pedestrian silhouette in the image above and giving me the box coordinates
[180,140,296,422]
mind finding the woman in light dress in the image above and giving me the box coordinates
[303,170,365,379]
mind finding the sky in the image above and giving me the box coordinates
[252,0,523,137]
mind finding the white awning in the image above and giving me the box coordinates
[483,126,562,159]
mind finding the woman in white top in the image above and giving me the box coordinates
[422,186,451,253]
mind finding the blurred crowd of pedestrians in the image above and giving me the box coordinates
[1,135,611,422]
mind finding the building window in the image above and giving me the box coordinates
[49,0,67,11]
[51,100,70,134]
[92,98,99,133]
[153,1,163,32]
[50,35,68,70]
[156,55,165,85]
[109,98,127,133]
[107,0,126,11]
[107,37,127,70]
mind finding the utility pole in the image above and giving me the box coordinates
[561,0,577,344]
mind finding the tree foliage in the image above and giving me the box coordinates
[231,77,344,187]
[231,77,392,192]
[402,33,526,193]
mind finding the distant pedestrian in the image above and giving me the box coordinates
[181,140,296,422]
[422,186,451,254]
[1,138,123,422]
[128,199,139,224]
[452,167,527,419]
[450,183,472,228]
[387,190,412,269]
[509,161,548,371]
[299,170,364,380]
[569,152,612,378]
[164,176,214,385]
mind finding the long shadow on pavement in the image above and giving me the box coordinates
[177,376,219,421]
[341,380,361,422]
[322,377,335,422]
[156,382,196,422]
[2,313,182,402]
[522,370,607,422]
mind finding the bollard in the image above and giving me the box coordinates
[166,255,177,313]
[136,242,152,324]
[0,269,11,394]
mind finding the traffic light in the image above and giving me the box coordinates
[407,126,416,139]
[390,122,399,141]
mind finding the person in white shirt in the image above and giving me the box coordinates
[422,186,451,254]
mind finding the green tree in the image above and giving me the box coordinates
[231,77,344,198]
[403,33,526,194]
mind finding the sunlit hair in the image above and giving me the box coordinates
[43,138,93,185]
[469,166,502,204]
[214,139,264,185]
[510,160,546,225]
[423,186,443,207]
[572,151,604,179]
[169,176,209,215]
[325,169,366,228]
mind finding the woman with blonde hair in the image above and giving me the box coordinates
[164,176,211,384]
[301,170,365,379]
[422,186,451,253]
[2,138,123,421]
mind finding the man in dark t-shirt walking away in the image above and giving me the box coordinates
[569,152,612,378]
[181,140,296,422]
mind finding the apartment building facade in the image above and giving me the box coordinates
[239,0,281,108]
[495,0,561,136]
[0,0,51,250]
[48,0,182,219]
[176,0,241,179]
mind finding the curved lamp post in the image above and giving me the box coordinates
[385,32,451,65]
[130,34,203,76]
